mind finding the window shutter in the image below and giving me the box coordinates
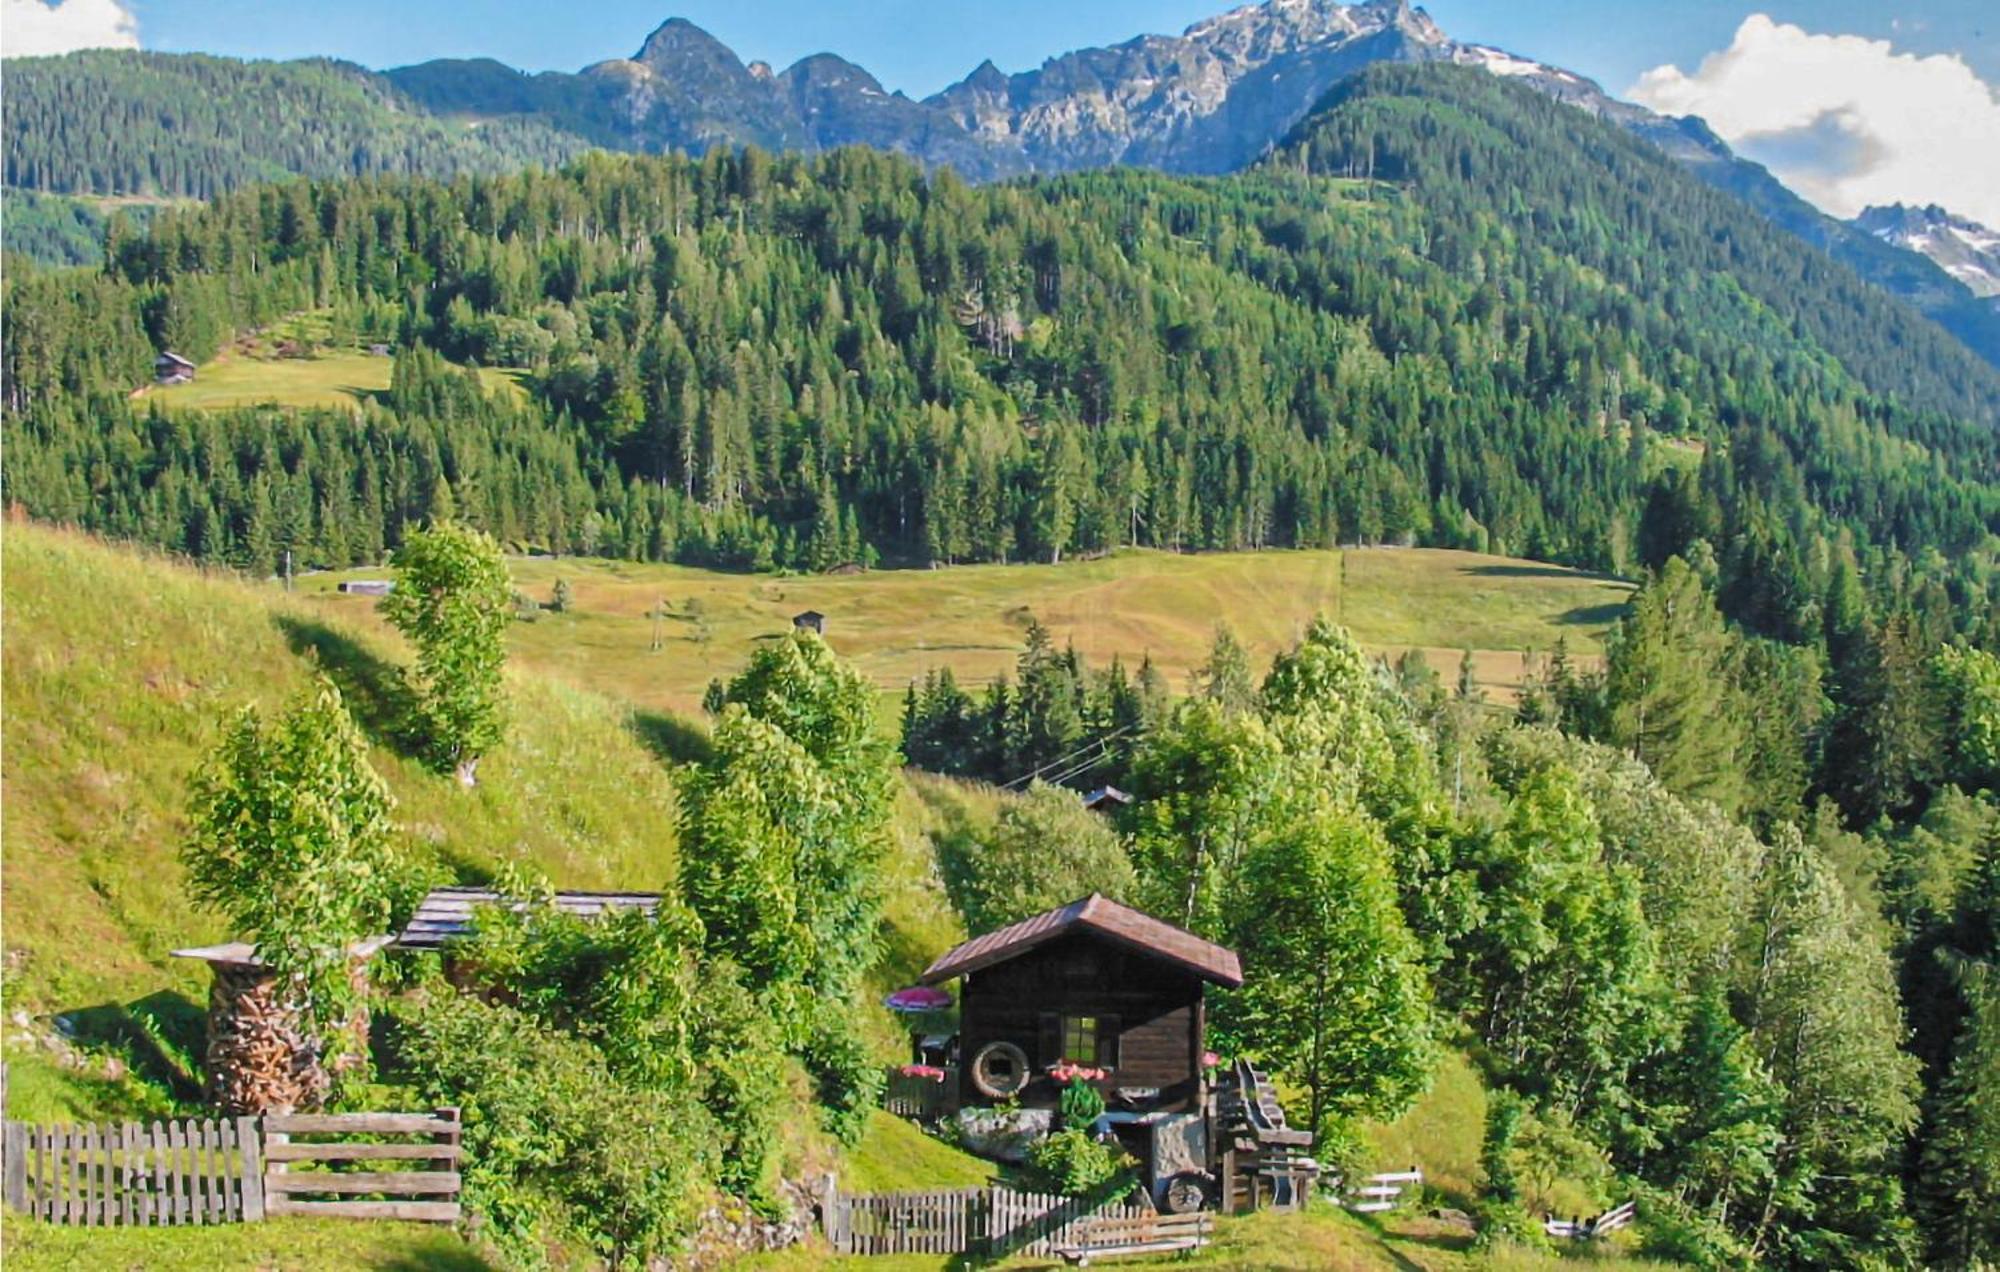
[1099,1015,1121,1070]
[1039,1012,1062,1067]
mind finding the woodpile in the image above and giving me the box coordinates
[175,942,384,1116]
[204,960,331,1116]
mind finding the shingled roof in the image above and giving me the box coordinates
[396,886,661,950]
[920,894,1243,988]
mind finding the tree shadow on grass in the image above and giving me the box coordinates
[273,614,419,758]
[1555,601,1631,627]
[629,709,712,768]
[56,990,208,1108]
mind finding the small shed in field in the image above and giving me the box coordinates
[920,894,1240,1119]
[337,580,394,596]
[154,351,196,384]
[793,610,827,635]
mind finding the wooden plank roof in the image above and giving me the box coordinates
[396,886,661,950]
[170,935,395,968]
[919,893,1243,988]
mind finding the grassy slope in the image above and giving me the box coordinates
[305,545,1631,721]
[1,524,685,1079]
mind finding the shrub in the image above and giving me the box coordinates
[389,993,711,1268]
[1027,1128,1132,1197]
[1059,1075,1106,1132]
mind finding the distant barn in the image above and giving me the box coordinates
[154,351,196,384]
[793,610,827,635]
[1083,786,1134,812]
[337,580,394,596]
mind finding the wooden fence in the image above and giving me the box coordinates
[823,1185,1152,1257]
[1546,1199,1636,1240]
[1344,1168,1424,1214]
[0,1108,460,1228]
[2,1117,263,1226]
[882,1068,953,1121]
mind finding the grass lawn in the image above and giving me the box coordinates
[303,546,1631,720]
[136,311,528,412]
[1,1215,499,1271]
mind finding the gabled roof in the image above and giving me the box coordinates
[920,894,1243,988]
[396,886,661,950]
[1082,785,1133,809]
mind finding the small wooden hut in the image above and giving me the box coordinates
[154,351,196,384]
[171,936,392,1115]
[793,610,827,635]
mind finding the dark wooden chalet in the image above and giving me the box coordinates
[919,894,1241,1119]
[154,351,196,384]
[793,610,827,635]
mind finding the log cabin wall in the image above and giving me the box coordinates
[957,931,1204,1113]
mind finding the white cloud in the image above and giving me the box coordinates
[1,0,140,58]
[1629,14,2000,229]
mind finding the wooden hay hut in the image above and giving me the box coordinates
[171,936,392,1115]
[793,610,827,634]
[397,886,662,989]
[153,351,196,385]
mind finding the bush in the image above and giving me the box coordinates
[1470,1198,1552,1255]
[1631,1183,1755,1268]
[1059,1075,1106,1132]
[389,993,712,1269]
[1027,1129,1132,1197]
[802,1005,883,1147]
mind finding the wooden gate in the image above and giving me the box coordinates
[1,1117,264,1225]
[262,1109,462,1223]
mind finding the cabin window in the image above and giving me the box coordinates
[1062,1015,1099,1063]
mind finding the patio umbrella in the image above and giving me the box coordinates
[884,985,953,1013]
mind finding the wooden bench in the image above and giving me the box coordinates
[1052,1212,1214,1265]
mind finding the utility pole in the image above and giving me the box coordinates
[283,549,293,592]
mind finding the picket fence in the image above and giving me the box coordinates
[2,1117,263,1226]
[0,1106,461,1228]
[824,1185,1153,1257]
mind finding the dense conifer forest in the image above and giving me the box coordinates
[1,50,592,200]
[5,65,2000,1265]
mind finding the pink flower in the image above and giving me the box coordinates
[1048,1061,1109,1083]
[1202,1051,1222,1069]
[899,1064,947,1082]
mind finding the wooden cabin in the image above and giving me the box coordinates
[1082,785,1134,812]
[920,894,1240,1118]
[154,351,196,384]
[793,610,827,635]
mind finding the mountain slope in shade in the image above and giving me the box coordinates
[1857,204,2000,299]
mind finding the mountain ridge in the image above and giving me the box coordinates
[4,0,1994,367]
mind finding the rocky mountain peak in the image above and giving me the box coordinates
[1857,204,2000,298]
[633,17,750,79]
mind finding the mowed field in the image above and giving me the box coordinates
[132,313,527,412]
[304,546,1633,718]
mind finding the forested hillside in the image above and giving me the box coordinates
[6,67,1996,640]
[1,51,591,200]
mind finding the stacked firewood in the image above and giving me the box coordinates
[204,961,331,1115]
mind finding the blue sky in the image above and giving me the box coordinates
[98,0,1996,95]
